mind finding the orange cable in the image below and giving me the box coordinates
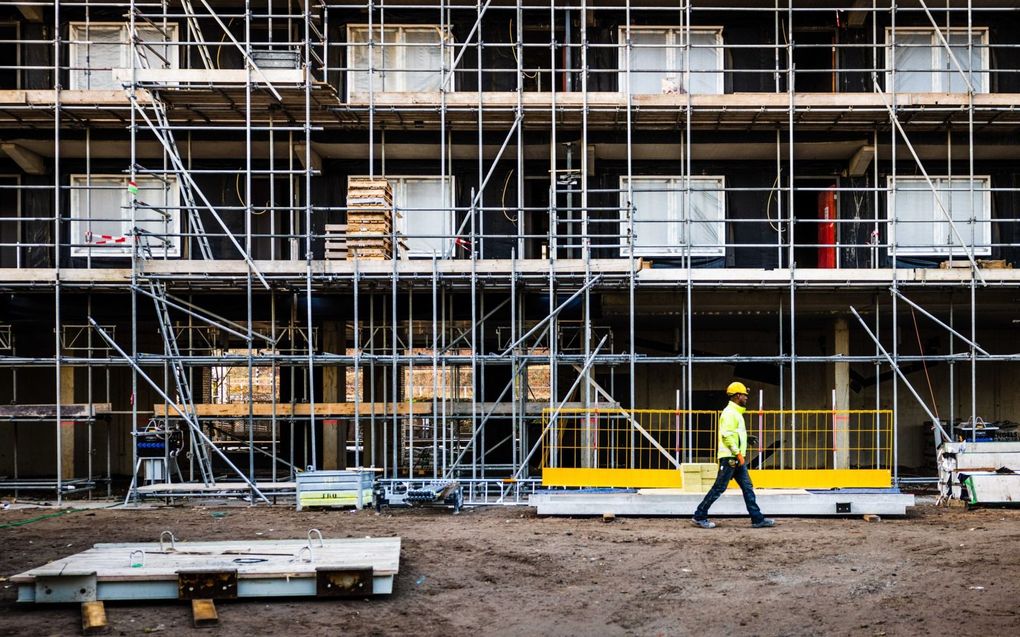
[910,307,940,422]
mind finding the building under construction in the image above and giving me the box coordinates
[0,0,1018,504]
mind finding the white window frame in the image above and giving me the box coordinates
[69,21,179,90]
[70,174,181,258]
[887,175,991,257]
[884,27,989,93]
[617,26,724,95]
[619,175,726,257]
[350,175,456,258]
[346,24,453,99]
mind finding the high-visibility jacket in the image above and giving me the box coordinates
[717,401,748,459]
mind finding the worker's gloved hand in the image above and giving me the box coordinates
[736,453,745,466]
[747,434,759,447]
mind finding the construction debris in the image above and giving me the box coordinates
[938,441,1020,503]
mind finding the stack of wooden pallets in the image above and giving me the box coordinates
[346,177,394,260]
[324,224,348,260]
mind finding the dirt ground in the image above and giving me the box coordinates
[1,499,1018,636]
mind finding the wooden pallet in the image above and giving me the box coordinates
[939,259,1012,270]
[346,178,394,260]
[324,224,347,260]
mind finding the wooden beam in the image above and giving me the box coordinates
[321,321,344,470]
[81,601,108,635]
[17,5,44,22]
[0,403,111,420]
[1,143,47,175]
[848,144,875,177]
[153,401,584,418]
[191,600,219,628]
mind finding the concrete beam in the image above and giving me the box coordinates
[1,143,47,175]
[846,1,870,28]
[833,318,850,469]
[17,5,44,22]
[294,143,322,173]
[848,144,875,177]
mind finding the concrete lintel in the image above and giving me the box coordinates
[17,5,45,22]
[846,0,870,28]
[1,142,47,175]
[294,143,322,173]
[848,144,875,177]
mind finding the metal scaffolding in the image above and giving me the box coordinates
[0,1,1018,504]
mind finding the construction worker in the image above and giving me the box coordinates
[691,381,775,529]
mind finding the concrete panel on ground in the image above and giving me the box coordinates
[529,488,914,517]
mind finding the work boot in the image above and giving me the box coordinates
[751,518,776,528]
[691,518,716,529]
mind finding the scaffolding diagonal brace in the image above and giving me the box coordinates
[500,274,603,356]
[849,306,951,445]
[571,366,680,470]
[891,289,990,356]
[87,318,272,504]
[873,78,986,285]
[127,94,270,288]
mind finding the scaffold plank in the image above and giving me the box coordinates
[152,401,589,418]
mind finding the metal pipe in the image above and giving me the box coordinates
[87,318,271,503]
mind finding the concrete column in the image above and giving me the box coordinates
[833,318,851,469]
[321,321,347,470]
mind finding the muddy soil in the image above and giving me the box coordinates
[1,502,1018,636]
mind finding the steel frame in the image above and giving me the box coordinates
[0,1,1017,502]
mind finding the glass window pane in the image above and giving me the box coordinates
[72,178,124,257]
[945,33,984,93]
[402,29,444,92]
[398,177,451,256]
[348,27,397,92]
[687,32,722,94]
[894,178,934,251]
[134,26,176,72]
[624,177,679,254]
[73,26,121,89]
[688,179,724,249]
[134,177,175,254]
[893,33,933,92]
[945,178,984,250]
[627,30,669,94]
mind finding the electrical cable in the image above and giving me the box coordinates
[509,20,537,79]
[235,173,269,215]
[0,509,80,529]
[910,306,941,423]
[501,169,517,223]
[765,172,785,233]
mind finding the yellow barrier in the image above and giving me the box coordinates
[541,408,893,489]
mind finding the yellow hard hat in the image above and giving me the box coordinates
[726,381,749,396]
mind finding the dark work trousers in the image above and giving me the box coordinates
[693,457,765,524]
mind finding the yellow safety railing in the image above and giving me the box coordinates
[541,408,893,489]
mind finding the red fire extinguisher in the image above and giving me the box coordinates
[818,189,837,268]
